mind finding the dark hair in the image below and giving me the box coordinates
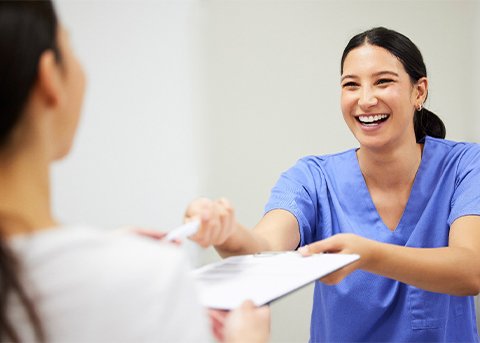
[0,1,61,341]
[0,0,61,146]
[340,27,446,142]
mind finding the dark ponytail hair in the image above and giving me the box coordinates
[0,1,61,341]
[340,27,446,142]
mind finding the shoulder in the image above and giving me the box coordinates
[425,136,480,154]
[425,136,480,167]
[272,149,356,187]
[13,225,187,277]
[12,225,191,302]
[292,148,357,173]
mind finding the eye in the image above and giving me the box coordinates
[375,78,394,86]
[342,81,359,89]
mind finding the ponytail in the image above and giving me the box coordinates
[413,107,446,142]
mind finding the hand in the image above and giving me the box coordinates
[298,233,375,285]
[184,197,236,248]
[216,301,270,343]
[114,226,182,245]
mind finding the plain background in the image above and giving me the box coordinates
[55,1,479,342]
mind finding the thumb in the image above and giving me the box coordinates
[298,236,341,256]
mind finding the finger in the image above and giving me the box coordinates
[216,198,234,244]
[319,258,359,285]
[239,299,256,309]
[298,244,313,256]
[190,209,215,247]
[132,228,166,240]
[319,269,349,285]
[255,305,271,326]
[212,199,230,244]
[212,324,224,343]
[209,309,228,342]
[208,309,229,325]
[184,197,211,219]
[299,236,342,256]
[210,315,224,331]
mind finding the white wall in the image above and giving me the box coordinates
[199,1,479,342]
[52,1,201,238]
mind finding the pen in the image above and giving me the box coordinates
[165,220,200,241]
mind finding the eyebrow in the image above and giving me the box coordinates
[341,71,400,82]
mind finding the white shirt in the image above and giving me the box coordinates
[9,226,210,342]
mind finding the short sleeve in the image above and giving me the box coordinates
[448,143,480,225]
[264,157,323,245]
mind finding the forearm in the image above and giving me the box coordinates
[368,242,480,296]
[214,210,300,258]
[215,223,271,258]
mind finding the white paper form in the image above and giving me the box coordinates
[192,252,359,309]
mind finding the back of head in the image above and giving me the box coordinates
[0,2,58,341]
[340,27,446,142]
[0,0,60,147]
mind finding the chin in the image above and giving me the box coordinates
[53,143,74,161]
[355,133,392,151]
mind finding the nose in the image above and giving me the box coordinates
[358,87,378,109]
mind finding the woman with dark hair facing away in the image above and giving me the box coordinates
[0,1,270,342]
[185,27,480,342]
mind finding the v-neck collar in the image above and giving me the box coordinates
[348,137,431,241]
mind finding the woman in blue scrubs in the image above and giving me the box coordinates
[186,27,480,342]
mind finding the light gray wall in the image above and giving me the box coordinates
[53,1,201,239]
[199,1,479,342]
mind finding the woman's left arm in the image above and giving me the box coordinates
[300,215,480,296]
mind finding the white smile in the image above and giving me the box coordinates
[356,114,390,125]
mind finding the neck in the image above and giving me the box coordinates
[0,145,56,237]
[357,138,423,190]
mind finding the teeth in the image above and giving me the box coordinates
[358,114,388,123]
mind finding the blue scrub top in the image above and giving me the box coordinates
[265,136,480,342]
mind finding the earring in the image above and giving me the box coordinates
[416,103,423,111]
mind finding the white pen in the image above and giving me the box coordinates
[165,220,201,241]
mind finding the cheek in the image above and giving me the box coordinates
[73,58,86,99]
[340,92,356,118]
[381,86,411,110]
[383,87,400,100]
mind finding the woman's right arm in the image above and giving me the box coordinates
[185,198,300,257]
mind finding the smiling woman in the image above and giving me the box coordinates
[184,27,480,342]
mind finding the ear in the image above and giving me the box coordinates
[414,77,428,106]
[35,50,65,110]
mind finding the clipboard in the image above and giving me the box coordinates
[191,252,359,309]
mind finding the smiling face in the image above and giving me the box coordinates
[341,43,426,151]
